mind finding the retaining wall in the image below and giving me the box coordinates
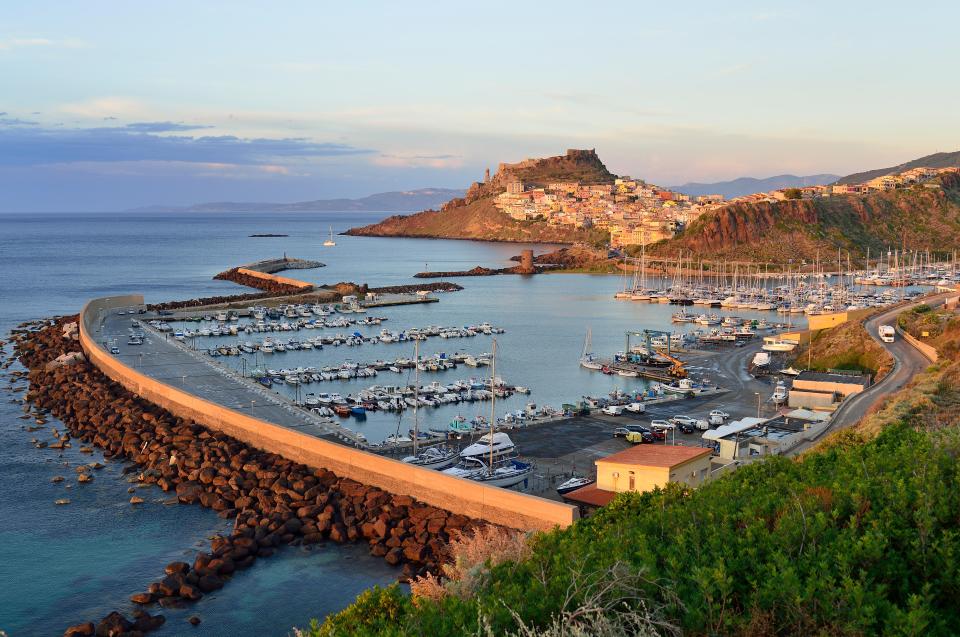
[897,326,939,364]
[80,295,578,531]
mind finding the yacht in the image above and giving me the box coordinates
[459,432,516,463]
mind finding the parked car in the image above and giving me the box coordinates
[708,414,725,426]
[669,415,697,427]
[709,410,730,420]
[613,427,631,438]
[109,346,120,354]
[650,419,673,430]
[614,424,650,437]
[626,431,655,444]
[601,405,625,416]
[677,422,695,434]
[625,402,646,414]
[695,419,710,431]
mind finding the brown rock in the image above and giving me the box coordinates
[130,592,154,605]
[384,547,403,565]
[175,481,203,504]
[164,561,189,575]
[64,622,95,637]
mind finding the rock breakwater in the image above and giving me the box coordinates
[213,267,314,294]
[12,318,485,635]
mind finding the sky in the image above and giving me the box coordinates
[2,1,959,211]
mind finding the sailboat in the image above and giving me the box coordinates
[401,339,458,470]
[443,338,532,488]
[579,327,602,370]
[323,226,337,247]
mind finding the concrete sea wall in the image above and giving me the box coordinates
[80,295,578,531]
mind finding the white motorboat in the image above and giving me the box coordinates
[459,432,516,461]
[762,339,797,352]
[772,380,788,404]
[557,475,595,495]
[402,445,458,470]
[442,456,532,488]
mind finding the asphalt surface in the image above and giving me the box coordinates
[792,291,953,454]
[93,309,347,443]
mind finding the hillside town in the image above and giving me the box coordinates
[494,165,960,248]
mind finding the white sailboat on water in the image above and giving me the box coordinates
[323,226,337,247]
[580,327,602,370]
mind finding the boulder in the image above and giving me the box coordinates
[64,622,95,637]
[164,561,189,575]
[175,481,203,504]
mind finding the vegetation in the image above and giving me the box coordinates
[790,317,893,379]
[300,301,960,637]
[782,187,802,200]
[649,172,960,263]
[309,421,960,636]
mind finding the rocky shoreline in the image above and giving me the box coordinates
[413,264,560,278]
[369,281,463,293]
[10,318,485,636]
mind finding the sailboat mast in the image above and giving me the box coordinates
[413,339,420,455]
[489,338,497,470]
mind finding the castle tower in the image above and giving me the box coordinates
[484,168,490,183]
[518,249,535,274]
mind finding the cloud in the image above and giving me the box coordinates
[371,153,463,169]
[60,97,150,119]
[0,37,87,52]
[123,121,213,133]
[0,117,38,126]
[715,63,752,77]
[48,160,296,179]
[0,122,375,167]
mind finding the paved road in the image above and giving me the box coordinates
[792,291,952,453]
[93,309,353,444]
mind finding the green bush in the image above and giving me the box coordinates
[314,423,960,636]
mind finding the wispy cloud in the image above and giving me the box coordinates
[123,121,213,133]
[0,121,375,167]
[715,63,752,77]
[0,37,87,52]
[372,153,463,169]
[49,160,297,179]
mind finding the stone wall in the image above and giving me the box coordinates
[80,295,578,531]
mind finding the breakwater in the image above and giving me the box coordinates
[413,264,560,278]
[240,256,324,273]
[14,317,487,635]
[371,281,463,294]
[82,296,576,530]
[147,290,297,312]
[214,267,315,294]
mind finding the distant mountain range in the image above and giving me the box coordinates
[670,174,840,199]
[834,150,960,185]
[127,188,466,213]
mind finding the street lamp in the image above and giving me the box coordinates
[755,392,761,419]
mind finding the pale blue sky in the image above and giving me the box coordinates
[2,1,958,210]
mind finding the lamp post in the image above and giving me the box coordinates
[755,392,761,419]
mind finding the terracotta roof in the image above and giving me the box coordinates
[562,484,617,507]
[596,444,712,468]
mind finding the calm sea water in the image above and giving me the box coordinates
[0,211,798,636]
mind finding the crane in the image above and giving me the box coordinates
[625,329,687,378]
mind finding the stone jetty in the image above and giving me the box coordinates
[213,267,313,294]
[12,317,485,635]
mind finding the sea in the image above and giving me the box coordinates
[0,211,802,636]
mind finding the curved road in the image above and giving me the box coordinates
[792,291,953,453]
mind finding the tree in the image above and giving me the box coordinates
[783,188,802,200]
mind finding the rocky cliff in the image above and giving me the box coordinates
[650,172,960,262]
[346,149,615,244]
[345,196,603,244]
